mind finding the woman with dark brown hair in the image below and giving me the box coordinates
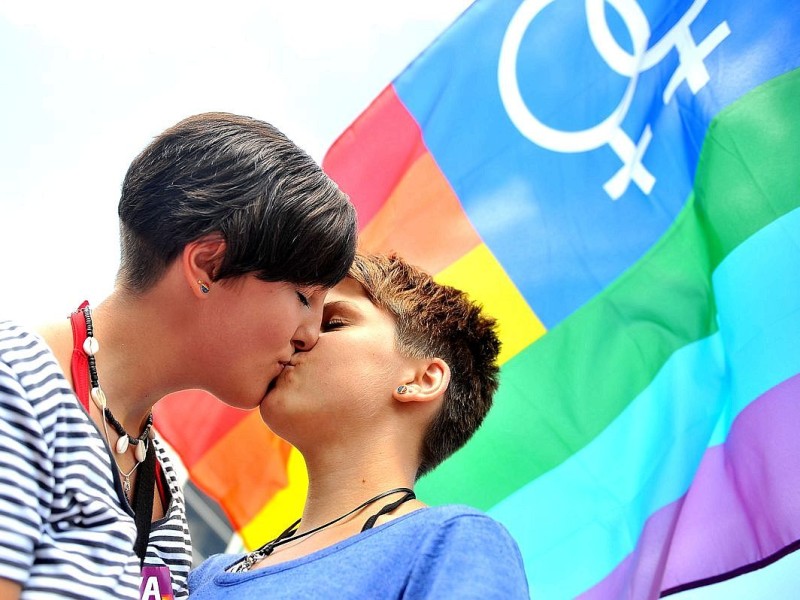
[0,112,357,599]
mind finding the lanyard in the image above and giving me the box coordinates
[68,302,159,566]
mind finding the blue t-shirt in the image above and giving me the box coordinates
[189,505,530,599]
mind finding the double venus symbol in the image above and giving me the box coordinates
[499,0,730,199]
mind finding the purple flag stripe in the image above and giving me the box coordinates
[580,373,800,598]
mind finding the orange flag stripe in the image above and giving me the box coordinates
[154,390,249,469]
[190,411,293,530]
[359,151,481,273]
[239,446,309,548]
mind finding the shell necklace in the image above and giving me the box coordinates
[81,307,153,498]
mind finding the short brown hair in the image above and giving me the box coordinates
[348,253,501,479]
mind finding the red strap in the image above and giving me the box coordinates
[68,302,167,505]
[69,301,91,411]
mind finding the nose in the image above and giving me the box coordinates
[291,300,324,351]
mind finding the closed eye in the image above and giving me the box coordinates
[296,291,310,308]
[322,319,346,332]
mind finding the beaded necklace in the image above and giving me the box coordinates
[81,307,154,497]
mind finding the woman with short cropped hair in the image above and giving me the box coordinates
[189,254,530,599]
[0,112,357,599]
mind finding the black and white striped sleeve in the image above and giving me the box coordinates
[0,353,51,585]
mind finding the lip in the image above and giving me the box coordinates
[267,360,298,392]
[264,362,288,394]
[280,356,302,370]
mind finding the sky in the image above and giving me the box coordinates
[0,0,473,325]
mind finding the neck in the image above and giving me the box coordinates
[37,271,204,433]
[297,442,419,534]
[84,290,187,432]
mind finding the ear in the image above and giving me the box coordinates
[393,358,451,405]
[181,234,227,298]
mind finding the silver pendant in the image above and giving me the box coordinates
[122,475,131,496]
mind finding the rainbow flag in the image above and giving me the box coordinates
[156,0,800,595]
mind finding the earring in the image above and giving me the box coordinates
[396,385,408,395]
[198,280,210,294]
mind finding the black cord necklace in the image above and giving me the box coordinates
[75,305,157,567]
[229,487,416,573]
[81,307,154,492]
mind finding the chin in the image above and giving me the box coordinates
[259,394,301,438]
[223,398,260,412]
[214,384,265,411]
[258,389,281,422]
[258,404,290,440]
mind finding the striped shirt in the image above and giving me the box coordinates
[0,321,192,599]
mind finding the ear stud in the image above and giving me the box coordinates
[396,385,408,394]
[198,280,210,294]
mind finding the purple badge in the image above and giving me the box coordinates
[140,566,174,600]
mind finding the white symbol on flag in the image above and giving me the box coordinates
[498,0,730,200]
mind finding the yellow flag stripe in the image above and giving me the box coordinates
[239,448,309,548]
[434,243,546,365]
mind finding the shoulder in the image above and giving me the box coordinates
[193,553,242,575]
[403,505,530,598]
[395,505,527,572]
[0,320,47,357]
[0,321,48,378]
[420,504,519,546]
[384,504,517,545]
[189,553,244,592]
[409,504,507,533]
[0,321,71,436]
[0,319,34,342]
[0,320,66,398]
[420,504,490,521]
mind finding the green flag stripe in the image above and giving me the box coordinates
[418,67,800,508]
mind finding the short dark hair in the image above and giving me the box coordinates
[348,253,501,479]
[117,112,357,291]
